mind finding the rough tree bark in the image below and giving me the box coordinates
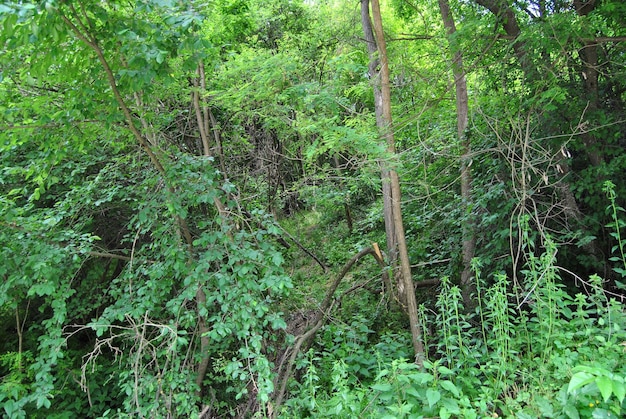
[361,0,425,364]
[360,0,397,264]
[438,0,476,307]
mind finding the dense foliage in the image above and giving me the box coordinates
[1,0,625,417]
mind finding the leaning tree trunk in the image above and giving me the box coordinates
[473,0,537,80]
[361,0,425,364]
[438,0,476,308]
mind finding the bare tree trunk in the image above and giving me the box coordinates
[360,0,397,264]
[192,61,211,157]
[438,0,476,307]
[362,0,425,364]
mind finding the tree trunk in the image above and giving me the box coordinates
[438,0,476,307]
[193,61,211,157]
[361,0,425,364]
[473,0,536,80]
[360,0,397,264]
[574,0,604,167]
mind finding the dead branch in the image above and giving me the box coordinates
[415,278,441,288]
[279,226,330,273]
[271,246,377,417]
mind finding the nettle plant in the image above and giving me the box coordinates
[280,213,626,418]
[603,180,626,285]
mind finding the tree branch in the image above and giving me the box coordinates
[87,251,132,261]
[272,246,384,416]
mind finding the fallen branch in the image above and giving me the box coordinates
[279,226,330,273]
[415,278,441,288]
[271,246,377,417]
[411,257,452,268]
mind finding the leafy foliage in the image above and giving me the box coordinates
[1,0,626,417]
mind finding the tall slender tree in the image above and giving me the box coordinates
[438,0,476,307]
[361,0,424,363]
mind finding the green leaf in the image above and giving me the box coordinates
[407,372,434,384]
[441,398,460,414]
[568,371,596,393]
[426,388,441,407]
[372,383,393,393]
[591,408,615,419]
[405,386,421,401]
[536,396,555,417]
[35,395,51,409]
[595,375,613,403]
[440,380,460,397]
[437,365,454,376]
[28,282,55,297]
[3,400,16,417]
[612,380,626,403]
[563,403,580,419]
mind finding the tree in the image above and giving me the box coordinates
[438,0,476,307]
[361,0,424,363]
[0,2,291,416]
[3,0,626,416]
[472,0,537,79]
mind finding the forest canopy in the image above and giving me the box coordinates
[1,0,626,417]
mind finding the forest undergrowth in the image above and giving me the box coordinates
[2,0,626,418]
[276,198,626,419]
